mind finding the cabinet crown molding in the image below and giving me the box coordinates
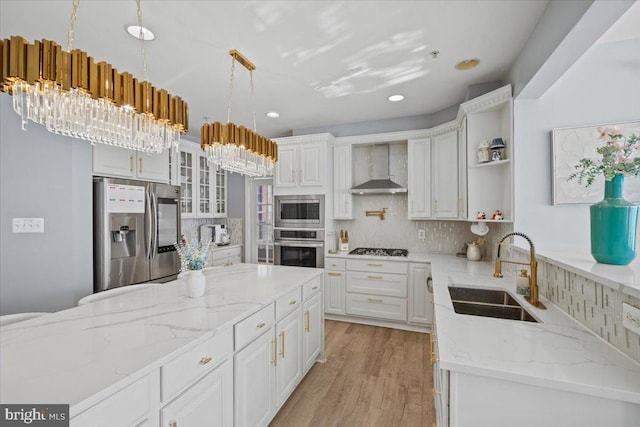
[274,133,335,146]
[457,84,512,118]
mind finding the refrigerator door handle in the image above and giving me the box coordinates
[152,189,159,258]
[145,188,153,259]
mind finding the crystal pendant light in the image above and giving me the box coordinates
[0,0,187,153]
[200,50,277,177]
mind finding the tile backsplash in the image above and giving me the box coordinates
[333,193,512,259]
[508,247,640,364]
[181,217,243,245]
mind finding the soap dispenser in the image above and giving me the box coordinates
[516,269,530,296]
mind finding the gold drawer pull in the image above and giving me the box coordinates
[279,331,285,357]
[305,310,310,332]
[368,298,383,303]
[271,338,277,366]
[199,356,212,365]
[256,322,266,329]
[327,272,341,276]
[367,263,382,267]
[367,275,383,280]
[432,387,440,397]
[312,286,319,290]
[289,299,297,305]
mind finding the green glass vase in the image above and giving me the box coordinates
[590,174,639,265]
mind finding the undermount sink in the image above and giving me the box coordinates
[448,286,539,323]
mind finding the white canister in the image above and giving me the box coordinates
[466,243,481,261]
[186,269,206,298]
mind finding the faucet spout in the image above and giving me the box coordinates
[493,232,546,310]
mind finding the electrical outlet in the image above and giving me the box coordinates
[623,303,640,336]
[12,218,44,233]
[418,229,426,240]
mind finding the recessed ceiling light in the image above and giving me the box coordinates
[265,111,280,118]
[455,59,480,71]
[387,94,405,102]
[125,25,155,41]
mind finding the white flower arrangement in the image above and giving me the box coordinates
[175,239,211,271]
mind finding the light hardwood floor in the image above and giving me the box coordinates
[270,320,435,427]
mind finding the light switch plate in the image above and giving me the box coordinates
[12,218,44,233]
[623,303,640,336]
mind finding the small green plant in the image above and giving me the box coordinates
[175,239,211,271]
[569,127,640,186]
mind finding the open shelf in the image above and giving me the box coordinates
[469,159,511,169]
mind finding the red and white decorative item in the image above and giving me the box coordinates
[476,212,486,220]
[492,210,503,220]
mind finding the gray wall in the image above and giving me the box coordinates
[227,172,246,218]
[513,37,640,246]
[0,95,93,315]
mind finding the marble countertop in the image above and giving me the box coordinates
[512,245,640,298]
[0,264,323,416]
[428,254,640,404]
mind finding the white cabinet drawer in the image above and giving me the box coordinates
[211,246,242,259]
[346,271,407,298]
[346,259,407,274]
[325,258,346,271]
[235,303,275,351]
[346,293,407,322]
[276,287,302,319]
[302,277,321,301]
[71,373,157,426]
[161,327,233,402]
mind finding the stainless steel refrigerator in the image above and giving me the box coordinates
[93,177,181,292]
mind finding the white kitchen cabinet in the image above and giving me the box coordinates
[333,143,354,219]
[93,143,170,183]
[432,130,459,218]
[179,141,227,219]
[325,258,346,315]
[302,292,322,373]
[234,326,277,427]
[208,245,242,267]
[273,133,333,195]
[461,85,513,222]
[161,359,233,427]
[407,138,432,219]
[457,118,468,220]
[275,308,303,407]
[408,263,433,325]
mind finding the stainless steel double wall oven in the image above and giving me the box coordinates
[274,195,324,268]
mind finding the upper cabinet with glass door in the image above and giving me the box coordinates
[178,140,227,219]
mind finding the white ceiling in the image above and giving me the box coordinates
[0,1,550,139]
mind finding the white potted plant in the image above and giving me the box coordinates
[175,239,211,297]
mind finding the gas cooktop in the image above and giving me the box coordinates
[348,248,408,257]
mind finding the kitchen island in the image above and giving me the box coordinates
[0,264,324,426]
[428,254,640,427]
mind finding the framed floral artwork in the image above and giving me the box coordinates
[552,120,640,205]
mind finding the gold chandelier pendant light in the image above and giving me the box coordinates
[0,0,188,153]
[201,49,277,177]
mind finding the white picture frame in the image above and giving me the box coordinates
[551,121,640,205]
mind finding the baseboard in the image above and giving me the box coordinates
[325,314,431,333]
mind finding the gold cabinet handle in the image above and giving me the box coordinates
[367,263,382,267]
[429,332,434,364]
[279,331,285,358]
[139,157,143,174]
[170,421,177,427]
[312,286,319,290]
[199,356,212,365]
[367,275,383,280]
[368,298,383,303]
[432,387,440,397]
[130,155,134,173]
[327,272,341,277]
[271,337,277,366]
[304,310,310,332]
[256,322,266,329]
[289,299,297,305]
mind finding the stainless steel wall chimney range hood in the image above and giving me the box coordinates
[349,144,407,195]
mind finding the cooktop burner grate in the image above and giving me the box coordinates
[348,248,408,257]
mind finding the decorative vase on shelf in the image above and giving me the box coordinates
[590,174,639,265]
[186,269,206,298]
